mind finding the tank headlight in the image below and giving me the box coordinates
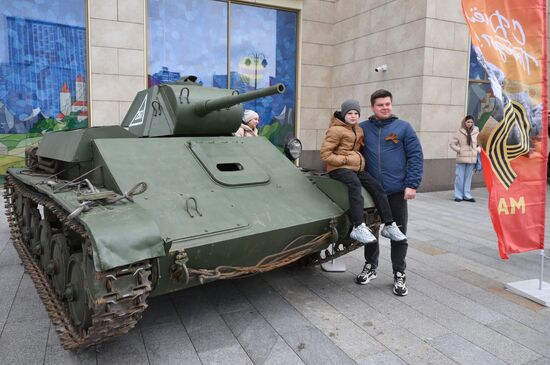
[284,138,302,161]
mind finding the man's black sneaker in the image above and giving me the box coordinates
[393,272,408,296]
[356,263,377,285]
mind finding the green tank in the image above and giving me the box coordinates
[4,76,379,349]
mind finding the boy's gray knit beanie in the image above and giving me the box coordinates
[341,99,361,117]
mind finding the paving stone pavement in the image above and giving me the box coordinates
[1,187,550,365]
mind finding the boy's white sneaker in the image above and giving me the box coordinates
[381,222,407,242]
[350,223,377,244]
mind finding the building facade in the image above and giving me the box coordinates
[84,0,549,191]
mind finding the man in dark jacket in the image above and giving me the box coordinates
[358,89,423,296]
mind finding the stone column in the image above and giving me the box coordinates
[88,0,146,126]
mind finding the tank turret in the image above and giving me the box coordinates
[121,77,285,137]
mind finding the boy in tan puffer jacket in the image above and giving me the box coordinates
[320,99,407,245]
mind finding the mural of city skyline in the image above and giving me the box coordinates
[0,17,87,129]
[0,0,87,181]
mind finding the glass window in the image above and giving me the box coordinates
[0,0,88,182]
[467,44,495,130]
[148,0,227,87]
[229,3,297,147]
[147,0,297,148]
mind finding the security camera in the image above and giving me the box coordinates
[374,64,388,72]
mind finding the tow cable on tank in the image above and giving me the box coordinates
[188,232,332,284]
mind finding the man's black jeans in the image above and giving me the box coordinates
[328,168,394,226]
[364,191,408,274]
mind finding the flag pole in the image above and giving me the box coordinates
[539,248,544,290]
[505,248,549,307]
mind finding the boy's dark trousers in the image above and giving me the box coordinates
[328,168,394,226]
[364,191,408,274]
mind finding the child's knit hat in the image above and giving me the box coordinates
[341,99,361,117]
[242,109,259,124]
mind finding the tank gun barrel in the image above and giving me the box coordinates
[194,83,285,116]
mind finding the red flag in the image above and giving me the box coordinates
[462,0,547,258]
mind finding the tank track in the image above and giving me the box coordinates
[4,174,152,350]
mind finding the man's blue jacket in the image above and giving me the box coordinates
[359,115,423,195]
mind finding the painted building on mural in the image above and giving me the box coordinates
[1,17,87,121]
[1,0,548,190]
[57,75,88,122]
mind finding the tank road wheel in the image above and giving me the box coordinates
[44,208,62,230]
[14,191,24,220]
[21,198,38,244]
[37,220,53,270]
[29,209,42,249]
[50,234,70,297]
[65,253,93,330]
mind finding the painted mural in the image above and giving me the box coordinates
[148,0,297,149]
[0,1,87,183]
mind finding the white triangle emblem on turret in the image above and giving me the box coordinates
[129,94,147,127]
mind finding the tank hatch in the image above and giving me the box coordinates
[188,140,270,186]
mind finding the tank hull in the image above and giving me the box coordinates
[8,133,375,281]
